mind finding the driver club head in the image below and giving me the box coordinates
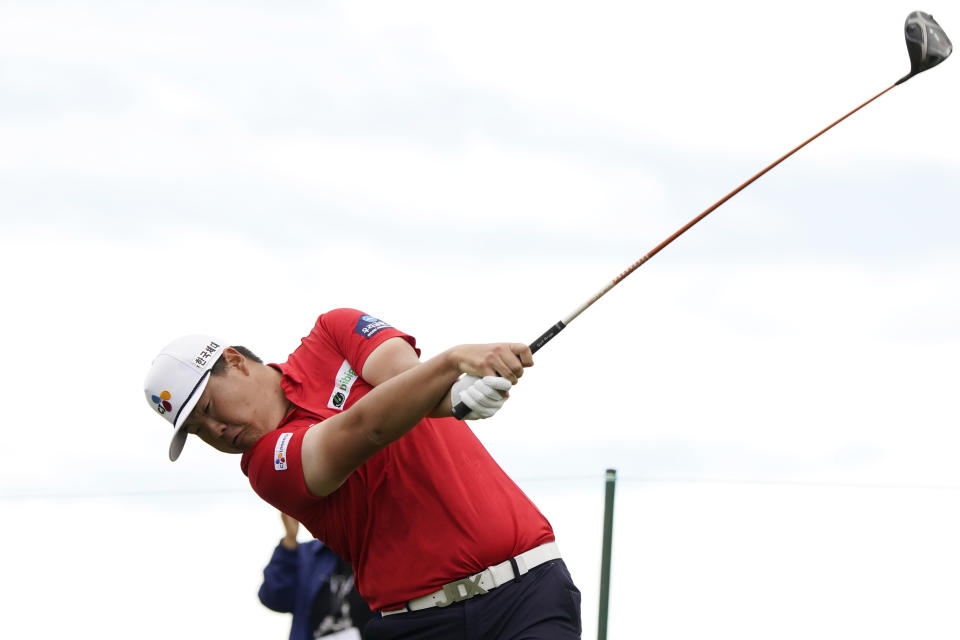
[897,11,952,84]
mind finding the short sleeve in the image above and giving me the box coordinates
[317,308,419,376]
[242,426,323,519]
[240,422,363,565]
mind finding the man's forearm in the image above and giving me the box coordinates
[352,348,461,446]
[302,342,529,496]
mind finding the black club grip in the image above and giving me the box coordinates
[452,398,473,420]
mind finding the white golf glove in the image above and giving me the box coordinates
[450,375,512,420]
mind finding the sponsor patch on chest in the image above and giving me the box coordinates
[274,432,292,471]
[354,314,392,339]
[328,359,359,410]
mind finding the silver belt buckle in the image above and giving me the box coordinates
[435,573,489,607]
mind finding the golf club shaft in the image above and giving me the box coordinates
[453,82,900,419]
[530,82,899,354]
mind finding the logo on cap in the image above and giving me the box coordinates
[151,390,174,415]
[194,342,221,368]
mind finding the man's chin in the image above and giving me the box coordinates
[208,441,245,455]
[230,438,261,454]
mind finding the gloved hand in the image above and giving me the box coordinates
[450,375,512,420]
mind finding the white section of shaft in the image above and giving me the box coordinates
[562,279,619,326]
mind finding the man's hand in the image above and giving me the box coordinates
[447,343,532,383]
[450,375,513,420]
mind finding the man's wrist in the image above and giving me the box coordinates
[280,536,298,551]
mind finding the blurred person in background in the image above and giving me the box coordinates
[259,511,373,640]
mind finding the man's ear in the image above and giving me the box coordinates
[222,347,251,375]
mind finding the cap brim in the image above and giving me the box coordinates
[168,370,212,462]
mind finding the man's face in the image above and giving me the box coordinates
[182,358,275,454]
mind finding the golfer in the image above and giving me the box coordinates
[144,308,581,639]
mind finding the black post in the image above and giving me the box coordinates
[598,468,617,640]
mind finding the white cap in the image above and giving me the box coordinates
[144,335,226,461]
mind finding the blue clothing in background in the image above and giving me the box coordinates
[258,540,342,640]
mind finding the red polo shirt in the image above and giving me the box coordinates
[241,308,554,611]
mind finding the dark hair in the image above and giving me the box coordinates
[210,345,263,375]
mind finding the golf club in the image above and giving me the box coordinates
[454,10,952,420]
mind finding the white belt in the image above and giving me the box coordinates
[381,541,561,616]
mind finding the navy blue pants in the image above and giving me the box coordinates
[364,560,582,640]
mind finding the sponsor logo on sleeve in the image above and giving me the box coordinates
[328,360,359,410]
[274,432,293,471]
[354,315,392,339]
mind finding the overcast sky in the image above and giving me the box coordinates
[1,1,958,639]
